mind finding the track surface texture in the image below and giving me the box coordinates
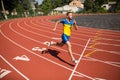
[0,14,120,80]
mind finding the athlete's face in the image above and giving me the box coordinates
[67,13,72,19]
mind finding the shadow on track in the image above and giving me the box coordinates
[42,49,75,67]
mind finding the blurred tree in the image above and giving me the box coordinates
[18,0,32,17]
[16,1,24,17]
[34,2,39,15]
[0,0,8,19]
[84,0,94,12]
[40,0,52,15]
[40,0,72,15]
[84,0,108,13]
[0,0,19,19]
[0,0,19,12]
[22,0,31,11]
[115,0,120,12]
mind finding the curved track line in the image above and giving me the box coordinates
[87,57,120,68]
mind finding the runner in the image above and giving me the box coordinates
[45,12,78,63]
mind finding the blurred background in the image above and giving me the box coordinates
[0,0,120,20]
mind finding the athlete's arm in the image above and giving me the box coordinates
[53,20,61,31]
[73,19,78,30]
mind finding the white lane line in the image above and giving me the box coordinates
[97,42,120,47]
[0,25,95,80]
[0,20,11,28]
[96,48,120,55]
[0,55,29,80]
[68,38,91,80]
[87,57,120,68]
[106,61,120,65]
[51,37,61,40]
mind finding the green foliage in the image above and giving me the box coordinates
[40,0,73,15]
[0,13,4,20]
[16,3,24,17]
[20,0,32,11]
[98,7,108,13]
[0,0,32,13]
[95,0,108,6]
[34,2,39,12]
[0,0,19,12]
[84,0,108,13]
[84,0,94,11]
[115,2,120,12]
[40,0,52,15]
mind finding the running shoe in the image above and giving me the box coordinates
[72,59,78,64]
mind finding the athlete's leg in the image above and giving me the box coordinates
[66,41,78,63]
[66,41,75,61]
[45,34,66,47]
[50,41,64,47]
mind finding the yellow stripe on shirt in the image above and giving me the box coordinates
[63,24,72,36]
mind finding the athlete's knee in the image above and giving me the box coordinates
[57,42,64,47]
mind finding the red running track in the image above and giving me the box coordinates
[0,15,120,80]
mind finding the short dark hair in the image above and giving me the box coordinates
[66,12,72,16]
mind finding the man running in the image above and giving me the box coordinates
[45,12,78,63]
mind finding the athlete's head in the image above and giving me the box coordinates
[66,12,73,20]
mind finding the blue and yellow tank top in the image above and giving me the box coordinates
[60,19,74,36]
